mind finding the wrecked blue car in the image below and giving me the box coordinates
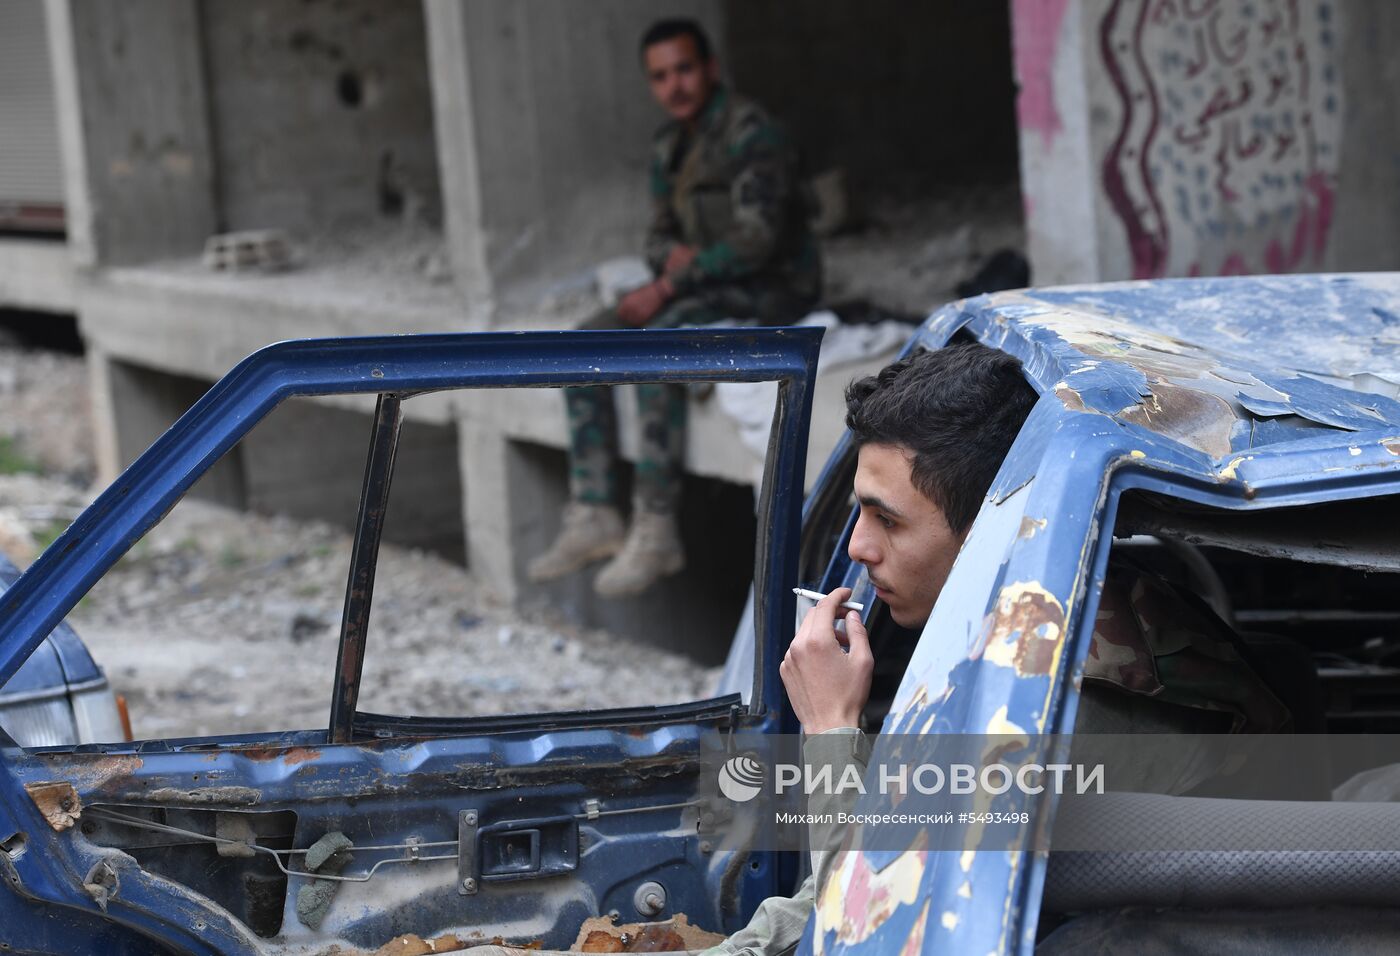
[0,555,128,749]
[3,274,1400,954]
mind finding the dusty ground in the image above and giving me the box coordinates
[0,345,722,741]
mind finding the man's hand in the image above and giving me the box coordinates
[616,277,674,328]
[780,587,874,736]
[663,243,699,277]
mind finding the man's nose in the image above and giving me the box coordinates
[847,518,878,567]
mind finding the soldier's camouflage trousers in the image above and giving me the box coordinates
[565,284,812,512]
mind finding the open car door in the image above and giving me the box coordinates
[0,327,821,955]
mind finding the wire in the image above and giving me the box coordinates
[85,797,703,884]
[86,808,454,883]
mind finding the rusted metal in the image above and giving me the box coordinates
[573,915,723,952]
[24,781,81,831]
[241,745,322,765]
[330,393,403,744]
[975,582,1066,678]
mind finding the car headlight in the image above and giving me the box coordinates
[0,690,79,747]
[70,681,129,744]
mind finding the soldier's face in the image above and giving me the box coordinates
[643,36,718,124]
[847,443,966,630]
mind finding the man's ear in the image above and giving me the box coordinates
[706,57,721,84]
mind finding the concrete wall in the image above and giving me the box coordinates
[426,0,723,309]
[200,0,441,234]
[1015,0,1400,284]
[242,396,465,563]
[44,0,217,267]
[99,359,464,562]
[726,0,1021,190]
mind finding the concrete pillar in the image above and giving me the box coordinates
[44,0,217,267]
[424,0,723,316]
[86,347,121,487]
[456,396,550,605]
[1011,0,1099,285]
[423,0,492,312]
[1013,0,1400,283]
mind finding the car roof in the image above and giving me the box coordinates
[927,273,1400,461]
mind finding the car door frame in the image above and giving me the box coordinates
[0,327,823,955]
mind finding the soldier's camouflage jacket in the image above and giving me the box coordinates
[644,86,820,307]
[1083,559,1291,734]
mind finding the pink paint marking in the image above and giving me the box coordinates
[1219,252,1251,275]
[1305,171,1334,260]
[843,852,874,932]
[1262,173,1335,274]
[1013,0,1073,150]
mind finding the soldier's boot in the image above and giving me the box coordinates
[593,508,685,598]
[526,502,626,583]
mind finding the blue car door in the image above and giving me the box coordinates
[0,327,821,955]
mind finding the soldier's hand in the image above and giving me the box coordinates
[663,244,698,277]
[616,278,673,328]
[780,587,873,736]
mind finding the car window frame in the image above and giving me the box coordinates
[0,328,824,744]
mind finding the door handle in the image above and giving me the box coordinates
[458,810,577,894]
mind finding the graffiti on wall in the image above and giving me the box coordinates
[1101,0,1342,278]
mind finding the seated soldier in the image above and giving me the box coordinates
[528,18,820,598]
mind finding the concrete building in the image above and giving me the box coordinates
[2,0,1397,657]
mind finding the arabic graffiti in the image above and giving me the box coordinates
[1100,0,1342,278]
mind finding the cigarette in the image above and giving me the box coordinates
[792,587,865,613]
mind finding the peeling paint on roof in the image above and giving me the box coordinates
[946,275,1400,463]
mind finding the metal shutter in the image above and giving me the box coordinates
[0,1,65,229]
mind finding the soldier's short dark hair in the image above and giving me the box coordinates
[640,18,712,63]
[845,342,1038,535]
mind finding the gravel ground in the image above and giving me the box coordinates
[0,345,722,741]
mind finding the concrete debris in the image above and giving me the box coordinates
[203,229,300,273]
[0,346,93,482]
[822,184,1025,315]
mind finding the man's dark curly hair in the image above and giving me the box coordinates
[845,342,1039,535]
